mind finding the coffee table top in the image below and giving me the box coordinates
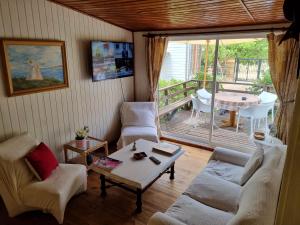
[92,139,184,189]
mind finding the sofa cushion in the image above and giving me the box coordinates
[166,195,233,225]
[184,171,241,213]
[240,148,264,185]
[227,147,285,225]
[204,160,244,184]
[25,142,58,180]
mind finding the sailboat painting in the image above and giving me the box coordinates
[0,40,68,96]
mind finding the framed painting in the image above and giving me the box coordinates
[0,39,68,96]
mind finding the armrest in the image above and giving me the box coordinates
[210,147,251,167]
[148,212,186,225]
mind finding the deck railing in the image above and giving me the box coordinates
[158,79,274,116]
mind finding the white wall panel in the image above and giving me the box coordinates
[0,0,134,160]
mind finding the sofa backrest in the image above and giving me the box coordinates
[120,102,156,128]
[227,146,286,225]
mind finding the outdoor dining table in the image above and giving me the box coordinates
[214,92,260,128]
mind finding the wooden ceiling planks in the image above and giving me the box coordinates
[49,0,287,31]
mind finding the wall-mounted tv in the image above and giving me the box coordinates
[91,41,134,81]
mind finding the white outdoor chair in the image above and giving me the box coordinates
[190,94,211,123]
[236,102,274,134]
[259,91,277,122]
[117,102,159,149]
[196,88,212,104]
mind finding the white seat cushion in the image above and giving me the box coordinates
[184,171,241,213]
[121,102,156,128]
[204,160,244,184]
[117,126,158,148]
[166,195,233,225]
[240,148,264,185]
[21,163,87,224]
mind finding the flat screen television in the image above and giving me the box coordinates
[91,41,134,81]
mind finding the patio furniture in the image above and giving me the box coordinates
[117,102,159,149]
[214,92,260,128]
[196,88,212,104]
[190,94,211,123]
[236,102,274,134]
[148,145,286,225]
[0,133,87,224]
[92,139,184,213]
[259,91,277,122]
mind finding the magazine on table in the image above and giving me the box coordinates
[152,142,181,156]
[93,157,122,171]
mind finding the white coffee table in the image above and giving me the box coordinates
[92,139,184,213]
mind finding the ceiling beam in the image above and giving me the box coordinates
[239,0,256,22]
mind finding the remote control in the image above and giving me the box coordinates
[149,156,161,165]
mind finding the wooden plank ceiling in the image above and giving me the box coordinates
[50,0,287,31]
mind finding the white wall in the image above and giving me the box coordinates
[160,42,188,81]
[0,0,133,161]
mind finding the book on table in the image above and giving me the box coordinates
[93,157,122,171]
[152,142,181,156]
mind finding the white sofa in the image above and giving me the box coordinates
[148,145,286,225]
[0,133,87,224]
[117,102,159,149]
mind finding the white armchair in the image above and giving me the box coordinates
[0,133,87,224]
[117,102,159,149]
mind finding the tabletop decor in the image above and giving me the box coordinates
[0,39,68,96]
[75,126,89,148]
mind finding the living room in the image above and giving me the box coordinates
[0,0,299,225]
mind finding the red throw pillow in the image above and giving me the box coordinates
[26,142,58,180]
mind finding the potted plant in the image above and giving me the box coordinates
[75,126,89,148]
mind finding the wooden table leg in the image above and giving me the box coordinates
[64,146,68,163]
[220,111,237,128]
[100,175,107,197]
[104,141,109,156]
[170,163,175,180]
[136,188,142,213]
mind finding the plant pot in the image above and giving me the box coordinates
[75,139,86,148]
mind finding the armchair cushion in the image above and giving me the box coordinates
[117,126,158,149]
[25,142,58,181]
[240,148,264,185]
[121,102,156,128]
[21,163,87,224]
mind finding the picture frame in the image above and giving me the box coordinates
[0,39,69,96]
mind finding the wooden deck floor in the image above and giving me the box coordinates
[0,144,212,225]
[161,110,258,153]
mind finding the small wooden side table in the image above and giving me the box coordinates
[64,136,108,170]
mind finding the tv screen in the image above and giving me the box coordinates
[91,41,134,81]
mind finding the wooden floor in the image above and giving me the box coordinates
[0,144,212,225]
[161,110,258,153]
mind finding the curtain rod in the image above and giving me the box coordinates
[142,26,288,37]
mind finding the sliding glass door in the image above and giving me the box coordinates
[158,34,275,151]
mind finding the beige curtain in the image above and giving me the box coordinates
[146,36,168,101]
[267,33,299,144]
